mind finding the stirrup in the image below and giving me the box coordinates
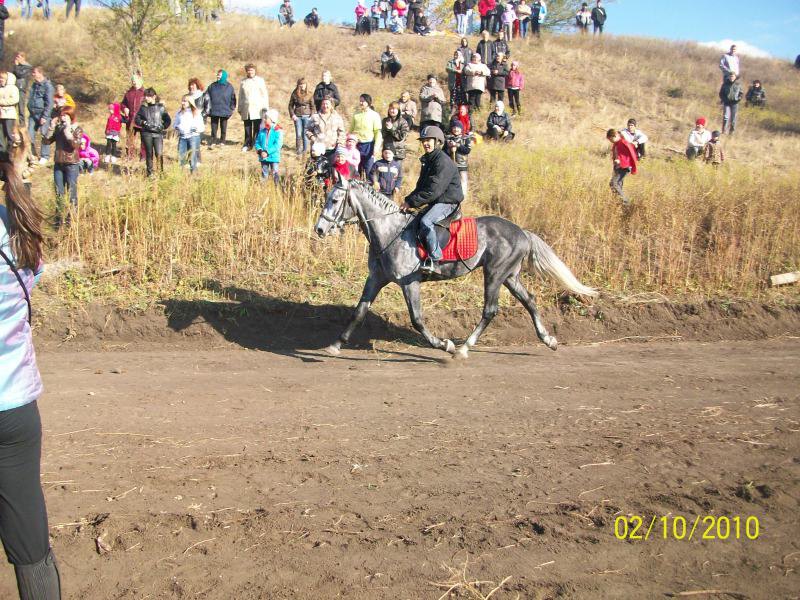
[420,257,440,274]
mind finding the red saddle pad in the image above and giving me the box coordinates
[417,218,478,262]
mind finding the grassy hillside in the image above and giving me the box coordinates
[7,12,800,312]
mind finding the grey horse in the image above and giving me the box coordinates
[314,178,597,359]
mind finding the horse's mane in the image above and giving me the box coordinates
[349,179,398,214]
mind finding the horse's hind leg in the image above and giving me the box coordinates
[504,274,558,351]
[327,275,388,356]
[401,280,456,354]
[455,270,505,360]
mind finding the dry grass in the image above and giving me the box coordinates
[6,11,800,310]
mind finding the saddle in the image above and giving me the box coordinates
[416,210,478,263]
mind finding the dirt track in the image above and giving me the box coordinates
[1,339,798,599]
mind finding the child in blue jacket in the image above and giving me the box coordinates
[369,148,402,198]
[255,109,283,183]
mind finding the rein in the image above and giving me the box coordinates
[325,183,413,255]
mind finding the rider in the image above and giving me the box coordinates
[400,125,464,273]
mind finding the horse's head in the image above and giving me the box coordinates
[314,175,357,237]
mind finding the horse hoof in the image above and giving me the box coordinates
[453,345,469,360]
[544,336,558,351]
[444,339,456,354]
[325,344,341,356]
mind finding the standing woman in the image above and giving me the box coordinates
[0,71,20,152]
[463,53,490,110]
[134,88,171,177]
[306,97,345,161]
[173,95,204,173]
[186,78,205,164]
[288,78,313,155]
[350,93,382,178]
[204,69,236,147]
[0,158,62,600]
[237,63,269,152]
[45,106,82,227]
[381,101,409,185]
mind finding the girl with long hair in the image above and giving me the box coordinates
[173,95,204,173]
[0,157,62,599]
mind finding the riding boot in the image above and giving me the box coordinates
[15,549,62,600]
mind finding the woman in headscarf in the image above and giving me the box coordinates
[485,100,513,141]
[204,69,237,147]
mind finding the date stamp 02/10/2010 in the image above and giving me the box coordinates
[614,515,761,541]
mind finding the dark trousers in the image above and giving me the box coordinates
[17,89,27,127]
[531,19,541,37]
[210,116,229,143]
[489,89,505,102]
[593,22,604,34]
[357,141,375,178]
[0,402,51,566]
[467,90,482,110]
[636,143,646,159]
[65,0,81,17]
[609,166,630,205]
[105,138,117,157]
[507,88,521,113]
[0,118,16,152]
[243,119,260,149]
[141,132,164,176]
[53,163,79,219]
[480,15,492,32]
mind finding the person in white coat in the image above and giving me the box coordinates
[173,95,205,172]
[238,63,269,152]
[620,118,648,159]
[719,44,739,83]
[686,117,711,160]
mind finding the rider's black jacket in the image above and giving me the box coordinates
[405,147,464,209]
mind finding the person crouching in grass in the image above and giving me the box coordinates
[255,109,283,184]
[606,128,637,207]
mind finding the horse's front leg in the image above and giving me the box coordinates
[401,280,456,355]
[326,275,388,356]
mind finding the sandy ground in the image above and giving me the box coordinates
[0,339,798,599]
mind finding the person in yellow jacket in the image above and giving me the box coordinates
[349,93,382,177]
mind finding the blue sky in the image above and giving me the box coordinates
[238,0,798,61]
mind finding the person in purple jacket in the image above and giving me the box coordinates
[0,158,61,599]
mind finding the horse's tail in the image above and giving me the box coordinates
[525,231,598,297]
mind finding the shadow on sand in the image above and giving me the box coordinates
[161,280,444,364]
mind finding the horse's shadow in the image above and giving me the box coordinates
[161,281,439,364]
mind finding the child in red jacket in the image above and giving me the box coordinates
[606,128,638,206]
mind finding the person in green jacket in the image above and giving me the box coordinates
[350,93,382,177]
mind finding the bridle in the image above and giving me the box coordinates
[319,182,413,255]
